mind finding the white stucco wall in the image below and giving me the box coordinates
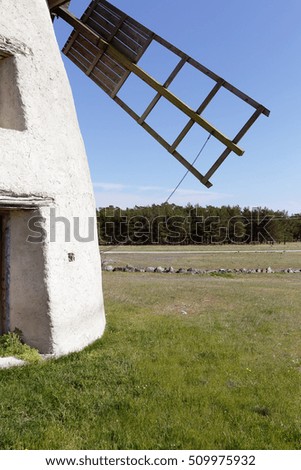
[0,0,105,354]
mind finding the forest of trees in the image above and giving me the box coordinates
[97,204,301,246]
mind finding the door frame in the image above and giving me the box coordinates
[0,213,9,335]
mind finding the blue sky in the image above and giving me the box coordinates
[54,0,301,213]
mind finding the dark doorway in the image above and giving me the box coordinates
[0,215,8,335]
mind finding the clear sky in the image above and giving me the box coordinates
[54,0,301,213]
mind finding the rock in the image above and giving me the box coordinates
[145,266,155,273]
[165,267,175,273]
[102,259,113,266]
[104,265,114,272]
[187,268,198,274]
[0,357,26,369]
[125,265,135,273]
[177,268,187,274]
[102,263,301,276]
[155,266,164,273]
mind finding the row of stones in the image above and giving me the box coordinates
[103,265,301,274]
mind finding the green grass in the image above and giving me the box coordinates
[101,242,301,270]
[0,332,42,364]
[0,268,301,449]
[100,242,301,252]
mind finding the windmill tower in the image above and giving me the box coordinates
[0,0,105,355]
[0,0,269,355]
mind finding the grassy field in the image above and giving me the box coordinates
[101,242,301,252]
[0,248,300,449]
[101,242,301,270]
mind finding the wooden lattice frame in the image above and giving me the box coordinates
[57,0,270,188]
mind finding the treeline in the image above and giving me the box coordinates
[97,204,301,245]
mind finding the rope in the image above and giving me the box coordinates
[100,134,212,252]
[164,133,212,204]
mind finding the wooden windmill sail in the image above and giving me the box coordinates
[53,0,270,188]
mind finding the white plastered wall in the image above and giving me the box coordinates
[0,0,106,354]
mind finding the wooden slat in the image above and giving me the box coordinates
[154,34,270,117]
[60,8,100,47]
[68,48,90,71]
[64,6,133,96]
[75,33,99,56]
[67,51,90,75]
[99,1,152,37]
[86,13,115,39]
[67,52,114,99]
[94,59,124,84]
[48,0,69,11]
[204,107,264,181]
[154,34,187,60]
[197,79,226,115]
[81,0,100,22]
[115,29,143,56]
[90,9,117,32]
[88,9,127,77]
[90,75,113,96]
[138,57,187,124]
[59,7,244,156]
[72,40,95,64]
[64,1,270,120]
[121,16,152,38]
[63,31,77,55]
[111,37,139,62]
[94,2,122,26]
[108,44,245,155]
[114,96,212,188]
[62,1,97,55]
[90,67,116,94]
[64,2,152,70]
[60,3,270,187]
[120,22,151,47]
[98,53,126,79]
[110,70,131,98]
[170,79,225,151]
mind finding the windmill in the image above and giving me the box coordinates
[0,0,269,356]
[53,0,270,188]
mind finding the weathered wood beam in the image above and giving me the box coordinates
[114,96,213,188]
[48,0,70,11]
[138,57,187,124]
[56,6,245,157]
[154,35,271,118]
[170,79,225,152]
[204,107,265,182]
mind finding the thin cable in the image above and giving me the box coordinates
[101,134,211,253]
[165,133,212,204]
